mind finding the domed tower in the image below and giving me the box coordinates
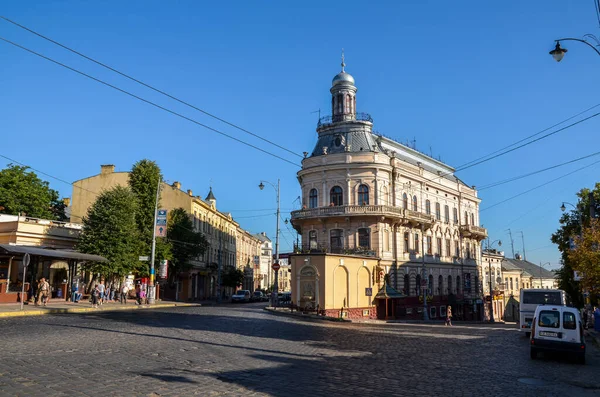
[330,52,357,122]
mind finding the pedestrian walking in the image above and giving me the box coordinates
[140,288,147,305]
[135,285,141,305]
[120,284,129,304]
[91,284,100,308]
[35,278,50,306]
[446,305,453,326]
[97,281,106,305]
[109,285,116,302]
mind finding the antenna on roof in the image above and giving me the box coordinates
[429,146,433,157]
[411,137,416,150]
[311,108,321,120]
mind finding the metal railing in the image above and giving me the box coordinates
[294,243,377,257]
[291,205,434,226]
[317,112,373,127]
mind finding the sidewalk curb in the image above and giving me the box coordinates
[0,302,200,318]
[263,307,351,323]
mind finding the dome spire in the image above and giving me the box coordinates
[341,48,346,72]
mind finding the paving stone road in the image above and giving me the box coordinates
[0,303,599,397]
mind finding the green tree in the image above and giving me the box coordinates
[0,164,66,220]
[222,266,244,289]
[128,159,169,275]
[568,218,600,304]
[551,183,600,307]
[77,186,139,277]
[167,208,209,281]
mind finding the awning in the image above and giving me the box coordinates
[0,244,108,262]
[375,284,406,299]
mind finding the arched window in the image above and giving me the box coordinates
[425,200,431,215]
[330,186,343,206]
[338,94,343,114]
[345,94,351,113]
[414,233,420,253]
[402,193,408,209]
[464,211,469,225]
[453,208,458,224]
[309,230,317,249]
[358,184,369,205]
[358,228,370,249]
[428,274,434,293]
[438,275,444,295]
[448,275,453,294]
[403,274,409,295]
[412,195,418,211]
[470,213,475,225]
[444,205,450,223]
[309,188,318,208]
[435,203,441,221]
[456,275,461,294]
[416,275,421,296]
[403,232,409,253]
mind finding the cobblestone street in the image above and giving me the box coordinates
[0,303,599,396]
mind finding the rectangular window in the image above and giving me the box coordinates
[436,238,442,256]
[445,240,450,257]
[435,203,441,221]
[444,206,449,223]
[426,236,432,255]
[414,233,420,253]
[309,230,317,249]
[358,228,370,249]
[453,208,458,224]
[466,245,471,259]
[404,232,409,253]
[455,240,459,257]
[538,310,560,328]
[330,229,343,253]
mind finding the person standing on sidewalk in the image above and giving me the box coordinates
[91,284,99,308]
[36,278,50,307]
[97,281,106,305]
[120,284,129,304]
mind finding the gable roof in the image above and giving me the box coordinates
[503,258,556,279]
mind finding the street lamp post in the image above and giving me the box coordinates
[550,36,600,62]
[486,239,502,323]
[539,262,551,289]
[259,179,280,308]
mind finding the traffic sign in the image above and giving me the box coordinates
[158,209,167,218]
[254,255,260,265]
[23,253,30,268]
[272,262,280,271]
[365,287,372,296]
[139,256,149,262]
[156,218,167,226]
[156,225,167,237]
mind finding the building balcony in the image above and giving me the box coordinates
[290,205,434,230]
[459,224,488,240]
[294,243,377,258]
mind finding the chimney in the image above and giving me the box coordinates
[187,189,193,196]
[172,181,181,190]
[62,198,71,207]
[100,164,115,175]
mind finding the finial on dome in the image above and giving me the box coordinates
[341,48,345,72]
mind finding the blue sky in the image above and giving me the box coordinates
[1,1,598,268]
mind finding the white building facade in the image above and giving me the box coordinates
[291,59,487,320]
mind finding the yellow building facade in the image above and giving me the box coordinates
[70,165,262,301]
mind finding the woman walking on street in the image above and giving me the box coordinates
[446,306,453,326]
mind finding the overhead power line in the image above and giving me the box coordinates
[481,158,600,212]
[0,16,303,160]
[478,150,600,190]
[0,37,301,168]
[455,103,600,171]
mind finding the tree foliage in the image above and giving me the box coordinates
[222,266,244,289]
[551,183,600,307]
[0,164,66,220]
[128,159,169,275]
[167,208,209,277]
[77,186,139,277]
[568,218,600,301]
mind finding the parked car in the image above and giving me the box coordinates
[530,304,586,364]
[252,291,268,302]
[231,290,251,303]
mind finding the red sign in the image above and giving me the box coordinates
[272,262,281,271]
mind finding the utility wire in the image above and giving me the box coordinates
[0,37,301,168]
[481,158,600,211]
[478,150,600,190]
[455,103,600,171]
[0,16,303,159]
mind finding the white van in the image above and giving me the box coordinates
[530,305,586,364]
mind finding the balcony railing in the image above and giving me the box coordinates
[317,112,373,127]
[294,243,377,258]
[291,205,434,228]
[459,224,488,240]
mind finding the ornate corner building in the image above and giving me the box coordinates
[290,58,487,320]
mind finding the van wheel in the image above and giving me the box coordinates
[530,348,537,360]
[525,332,530,338]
